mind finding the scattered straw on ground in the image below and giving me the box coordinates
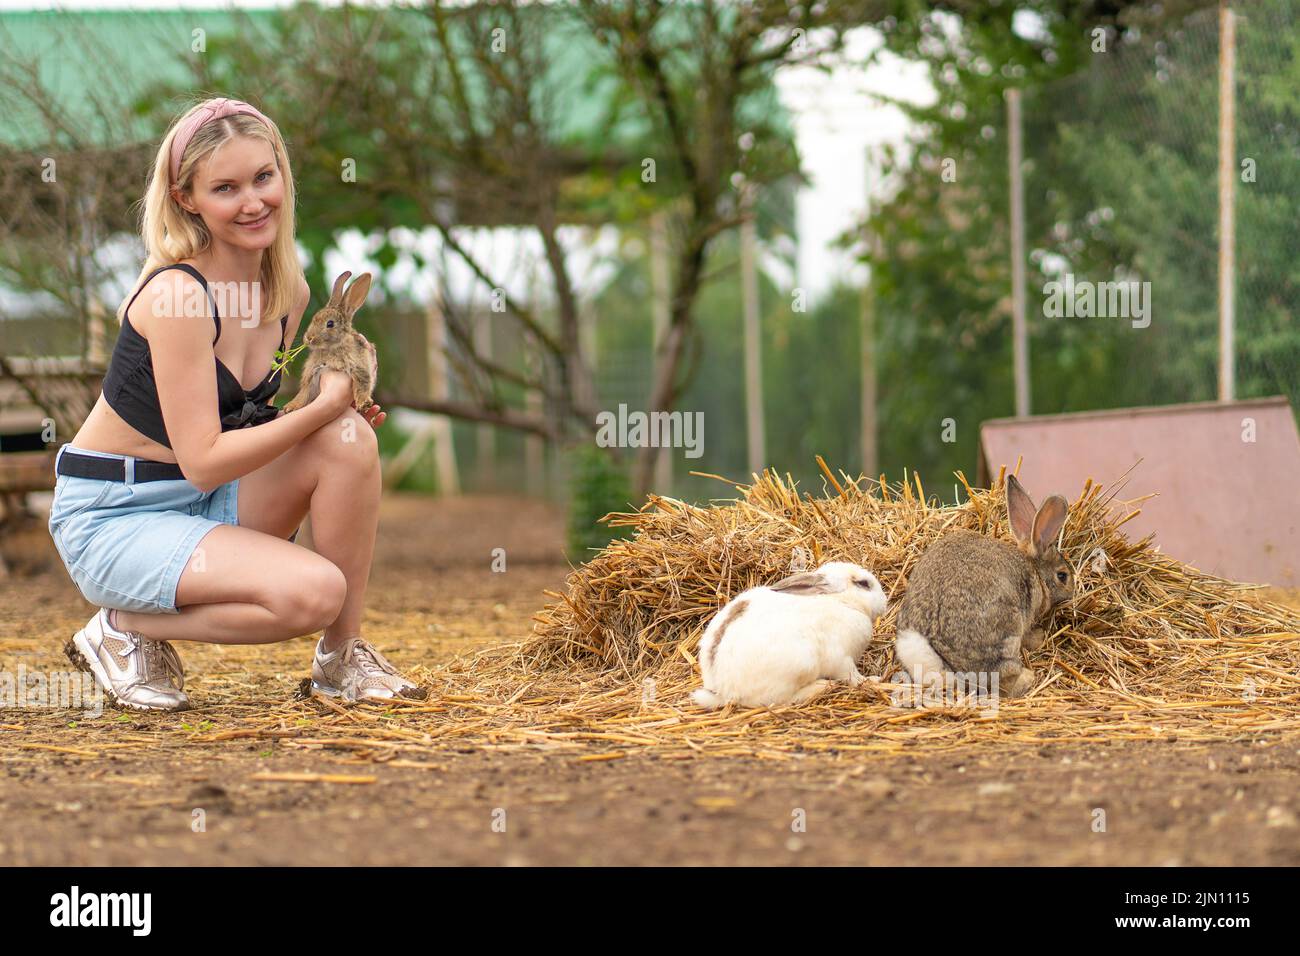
[401,458,1300,757]
[9,461,1300,764]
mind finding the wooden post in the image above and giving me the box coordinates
[524,370,544,496]
[474,310,495,490]
[427,294,460,494]
[578,294,598,411]
[860,147,878,479]
[524,266,544,497]
[77,190,107,368]
[859,286,878,478]
[648,211,672,492]
[740,181,765,475]
[86,295,107,368]
[383,299,460,492]
[1006,87,1030,417]
[1218,0,1237,402]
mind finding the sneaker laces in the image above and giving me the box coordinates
[342,638,403,680]
[123,634,186,692]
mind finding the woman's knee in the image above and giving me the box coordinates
[310,408,379,466]
[272,557,346,633]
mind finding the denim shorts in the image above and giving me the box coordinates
[47,442,292,615]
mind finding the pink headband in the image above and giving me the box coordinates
[169,98,273,185]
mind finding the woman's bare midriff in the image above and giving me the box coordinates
[69,393,182,463]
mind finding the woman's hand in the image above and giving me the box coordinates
[315,368,356,416]
[316,369,385,428]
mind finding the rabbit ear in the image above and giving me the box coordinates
[1032,495,1069,555]
[341,272,372,316]
[1006,475,1039,551]
[768,571,840,596]
[329,271,353,304]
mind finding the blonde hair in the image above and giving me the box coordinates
[118,96,303,327]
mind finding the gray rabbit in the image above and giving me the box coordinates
[894,475,1073,698]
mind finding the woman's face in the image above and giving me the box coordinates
[174,135,283,252]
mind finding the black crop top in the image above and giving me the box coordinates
[102,263,289,450]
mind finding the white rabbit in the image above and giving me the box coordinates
[692,561,889,709]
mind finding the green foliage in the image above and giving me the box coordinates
[766,284,869,480]
[21,2,1290,510]
[858,0,1300,487]
[564,442,634,560]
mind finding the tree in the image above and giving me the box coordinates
[848,0,1298,483]
[575,0,883,493]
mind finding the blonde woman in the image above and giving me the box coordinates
[47,96,422,710]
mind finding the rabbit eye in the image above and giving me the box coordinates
[1056,571,1069,583]
[855,579,874,590]
[326,320,334,328]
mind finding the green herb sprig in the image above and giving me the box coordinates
[270,342,309,375]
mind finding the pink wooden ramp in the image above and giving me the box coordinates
[978,397,1300,587]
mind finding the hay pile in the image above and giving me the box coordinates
[418,458,1300,755]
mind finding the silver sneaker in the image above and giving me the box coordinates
[311,636,424,702]
[64,608,190,712]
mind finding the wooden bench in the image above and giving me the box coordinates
[0,355,103,499]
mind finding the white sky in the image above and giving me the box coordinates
[3,1,934,309]
[775,27,933,297]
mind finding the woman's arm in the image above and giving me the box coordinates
[148,273,339,493]
[188,400,338,492]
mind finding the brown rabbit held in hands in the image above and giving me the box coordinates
[894,475,1073,699]
[281,271,379,414]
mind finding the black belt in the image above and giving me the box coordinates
[56,449,187,483]
[54,448,302,543]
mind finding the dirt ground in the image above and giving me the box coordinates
[2,491,1299,866]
